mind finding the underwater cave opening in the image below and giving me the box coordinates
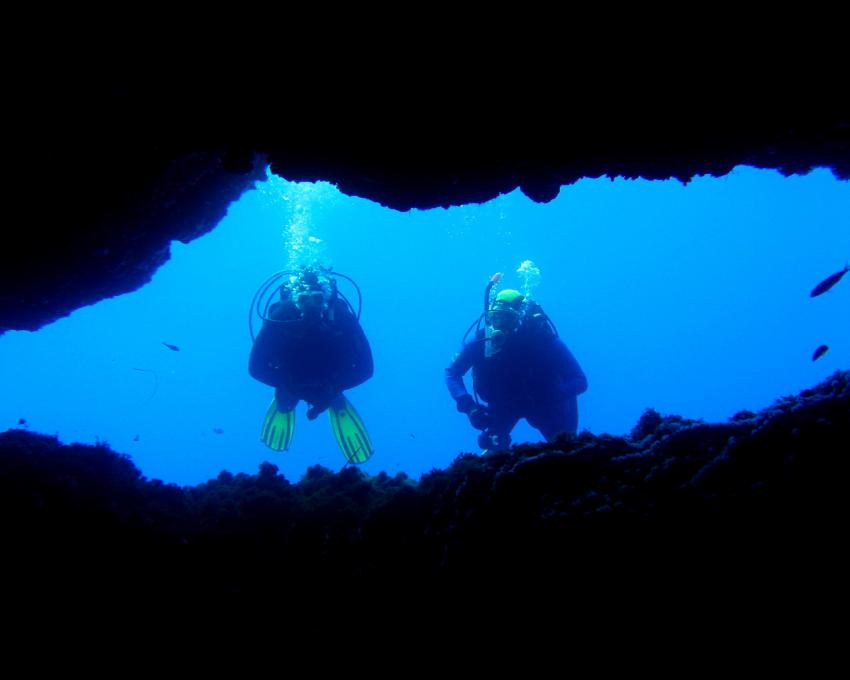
[0,165,847,486]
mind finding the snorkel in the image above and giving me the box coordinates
[484,271,502,313]
[462,272,503,347]
[484,272,506,357]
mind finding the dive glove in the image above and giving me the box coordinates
[457,394,490,430]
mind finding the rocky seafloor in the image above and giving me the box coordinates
[2,371,847,613]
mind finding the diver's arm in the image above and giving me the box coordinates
[445,344,476,402]
[554,339,588,395]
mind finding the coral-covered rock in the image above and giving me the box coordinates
[2,371,847,609]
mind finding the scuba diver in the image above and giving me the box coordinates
[248,265,374,464]
[445,272,588,452]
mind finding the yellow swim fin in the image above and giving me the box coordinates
[260,398,296,451]
[328,395,373,464]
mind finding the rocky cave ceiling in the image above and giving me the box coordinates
[2,80,847,334]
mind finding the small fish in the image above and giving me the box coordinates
[810,264,849,297]
[162,342,181,351]
[409,433,416,439]
[133,434,140,442]
[212,427,224,435]
[18,418,27,426]
[812,344,829,361]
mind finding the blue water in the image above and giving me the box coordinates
[1,166,848,485]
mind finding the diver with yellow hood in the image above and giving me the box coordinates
[446,269,587,451]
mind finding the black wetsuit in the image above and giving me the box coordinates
[249,296,373,412]
[445,319,587,447]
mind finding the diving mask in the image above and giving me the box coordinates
[487,307,521,331]
[294,287,327,312]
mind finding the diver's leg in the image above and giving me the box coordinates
[274,386,299,412]
[528,395,579,440]
[306,390,343,420]
[478,406,520,451]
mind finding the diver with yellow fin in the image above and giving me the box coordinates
[249,265,374,464]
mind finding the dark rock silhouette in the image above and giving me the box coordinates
[3,371,847,610]
[2,72,847,334]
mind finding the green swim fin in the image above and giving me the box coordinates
[261,398,296,451]
[328,395,373,464]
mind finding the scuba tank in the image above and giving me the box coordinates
[522,299,559,339]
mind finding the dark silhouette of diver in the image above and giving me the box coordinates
[446,276,587,451]
[249,265,374,463]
